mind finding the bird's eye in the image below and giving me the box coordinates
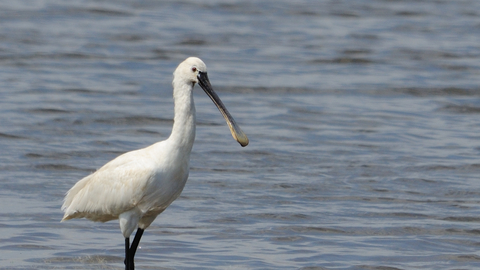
[191,67,197,72]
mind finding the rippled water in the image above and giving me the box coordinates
[2,0,480,269]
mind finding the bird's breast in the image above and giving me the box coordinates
[137,145,191,214]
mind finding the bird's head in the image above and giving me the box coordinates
[172,57,249,147]
[173,57,208,86]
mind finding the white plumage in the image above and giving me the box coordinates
[61,57,248,270]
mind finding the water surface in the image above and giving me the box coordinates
[1,1,480,269]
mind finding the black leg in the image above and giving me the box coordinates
[130,228,145,258]
[125,238,130,270]
[129,252,134,270]
[124,229,144,270]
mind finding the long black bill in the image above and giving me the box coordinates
[197,71,249,147]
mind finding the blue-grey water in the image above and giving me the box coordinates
[1,1,480,269]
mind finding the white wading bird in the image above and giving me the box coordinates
[61,57,248,270]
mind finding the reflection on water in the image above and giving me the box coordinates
[1,0,480,269]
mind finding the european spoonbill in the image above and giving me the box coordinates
[61,57,248,270]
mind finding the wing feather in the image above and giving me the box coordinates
[62,148,156,222]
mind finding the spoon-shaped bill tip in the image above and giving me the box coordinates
[227,121,249,147]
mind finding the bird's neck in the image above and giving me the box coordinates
[168,82,196,152]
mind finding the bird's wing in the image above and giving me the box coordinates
[62,148,157,222]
